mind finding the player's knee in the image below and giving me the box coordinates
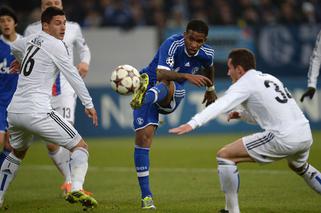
[47,143,59,152]
[135,134,152,148]
[72,139,88,152]
[135,128,154,148]
[216,147,232,159]
[12,149,27,160]
[216,156,235,165]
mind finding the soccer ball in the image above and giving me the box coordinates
[110,64,141,95]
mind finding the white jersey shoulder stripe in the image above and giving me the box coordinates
[168,38,184,56]
[169,41,184,56]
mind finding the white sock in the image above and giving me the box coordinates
[217,157,240,213]
[300,163,321,194]
[0,153,21,201]
[48,146,71,183]
[70,147,88,192]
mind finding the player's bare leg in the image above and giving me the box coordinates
[65,139,97,209]
[216,138,254,213]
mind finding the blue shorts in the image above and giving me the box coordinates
[0,105,8,132]
[133,81,185,130]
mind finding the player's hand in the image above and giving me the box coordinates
[300,87,316,102]
[77,62,89,78]
[185,74,212,87]
[169,124,193,135]
[202,90,217,107]
[85,108,98,127]
[9,60,21,74]
[227,111,241,122]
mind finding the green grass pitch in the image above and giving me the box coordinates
[2,131,321,212]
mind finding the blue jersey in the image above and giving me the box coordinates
[0,39,18,107]
[141,33,214,85]
[133,34,215,130]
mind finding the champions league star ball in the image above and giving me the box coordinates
[110,64,141,95]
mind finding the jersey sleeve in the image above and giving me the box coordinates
[52,41,94,109]
[11,37,28,63]
[188,80,251,129]
[156,38,175,70]
[73,23,91,65]
[201,46,215,68]
[308,30,321,88]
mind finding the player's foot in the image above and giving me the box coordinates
[141,196,156,210]
[65,190,98,209]
[218,209,229,213]
[130,73,149,109]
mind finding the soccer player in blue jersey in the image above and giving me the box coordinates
[0,6,22,157]
[130,19,217,209]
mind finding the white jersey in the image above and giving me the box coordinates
[307,30,321,88]
[8,31,93,113]
[24,21,91,95]
[188,69,311,141]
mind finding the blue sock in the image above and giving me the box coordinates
[143,82,168,105]
[134,146,152,198]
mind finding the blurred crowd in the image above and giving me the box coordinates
[2,0,321,32]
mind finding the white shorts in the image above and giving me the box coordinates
[51,92,77,124]
[243,131,312,168]
[7,111,82,151]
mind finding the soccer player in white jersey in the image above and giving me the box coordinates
[24,0,91,194]
[170,48,321,213]
[0,7,98,209]
[301,29,321,102]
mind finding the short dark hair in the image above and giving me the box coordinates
[41,6,65,24]
[0,6,18,24]
[228,48,256,71]
[186,19,208,36]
